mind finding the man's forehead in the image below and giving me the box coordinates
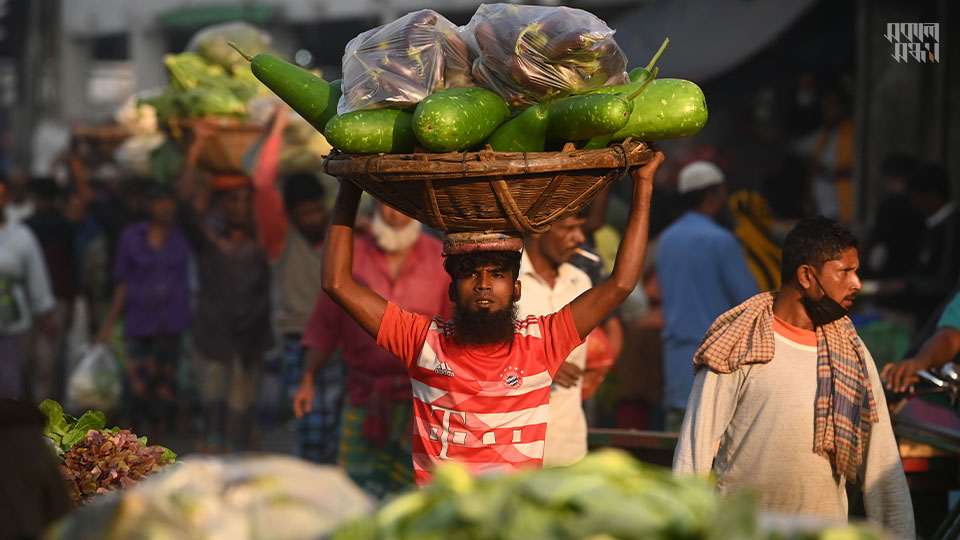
[823,247,859,268]
[470,264,508,272]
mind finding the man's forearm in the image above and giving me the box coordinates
[916,327,960,370]
[320,182,388,338]
[568,152,663,339]
[608,166,655,296]
[300,347,331,383]
[321,182,363,296]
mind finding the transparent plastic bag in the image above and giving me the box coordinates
[463,3,629,108]
[338,9,472,114]
[66,343,121,413]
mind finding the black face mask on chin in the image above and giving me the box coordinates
[801,271,848,327]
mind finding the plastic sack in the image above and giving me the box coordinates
[66,343,121,413]
[339,9,472,114]
[47,455,375,540]
[463,3,629,108]
[186,21,272,69]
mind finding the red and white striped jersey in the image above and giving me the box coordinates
[377,301,585,485]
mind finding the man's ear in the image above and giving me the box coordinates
[796,265,815,290]
[513,280,522,302]
[448,282,456,303]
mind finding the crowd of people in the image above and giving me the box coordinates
[0,89,957,538]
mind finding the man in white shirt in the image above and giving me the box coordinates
[674,216,914,538]
[0,178,56,398]
[518,215,593,466]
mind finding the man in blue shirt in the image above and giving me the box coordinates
[656,161,758,430]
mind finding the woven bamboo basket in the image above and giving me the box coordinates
[71,124,129,167]
[323,139,652,234]
[168,117,263,174]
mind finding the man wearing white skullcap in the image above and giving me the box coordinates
[655,160,758,431]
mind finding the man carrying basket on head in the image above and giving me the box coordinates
[321,150,664,483]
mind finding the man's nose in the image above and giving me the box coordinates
[475,274,491,290]
[572,228,586,245]
[851,273,862,293]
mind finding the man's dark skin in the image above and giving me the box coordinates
[882,320,960,393]
[321,151,665,346]
[773,246,862,329]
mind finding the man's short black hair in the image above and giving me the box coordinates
[28,177,59,201]
[680,184,723,211]
[443,250,522,283]
[781,216,859,285]
[283,173,326,210]
[906,163,951,200]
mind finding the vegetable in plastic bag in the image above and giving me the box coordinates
[463,3,629,108]
[65,344,121,413]
[339,9,472,114]
[47,455,375,540]
[186,21,272,69]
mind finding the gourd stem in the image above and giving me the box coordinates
[645,37,669,72]
[228,42,254,62]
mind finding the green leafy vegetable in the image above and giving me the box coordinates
[40,399,69,442]
[39,399,107,453]
[60,410,107,451]
[332,449,886,540]
[141,51,267,123]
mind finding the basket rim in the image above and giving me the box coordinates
[323,139,649,181]
[169,117,265,133]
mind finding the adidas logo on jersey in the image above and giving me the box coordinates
[434,362,455,377]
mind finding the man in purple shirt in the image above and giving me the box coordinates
[96,184,191,443]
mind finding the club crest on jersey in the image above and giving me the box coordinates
[434,362,455,377]
[500,366,524,389]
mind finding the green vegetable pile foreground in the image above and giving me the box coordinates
[332,449,886,540]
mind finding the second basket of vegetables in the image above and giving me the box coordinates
[237,3,708,233]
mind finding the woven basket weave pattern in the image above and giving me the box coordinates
[169,118,263,174]
[324,140,651,234]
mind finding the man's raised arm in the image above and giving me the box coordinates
[321,181,388,338]
[569,151,664,340]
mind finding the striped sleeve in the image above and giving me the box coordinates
[540,305,586,377]
[376,301,433,371]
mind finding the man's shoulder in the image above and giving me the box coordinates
[559,262,592,291]
[1,221,40,247]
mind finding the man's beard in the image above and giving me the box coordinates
[371,212,422,253]
[452,302,518,346]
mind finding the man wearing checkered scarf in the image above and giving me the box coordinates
[673,216,914,539]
